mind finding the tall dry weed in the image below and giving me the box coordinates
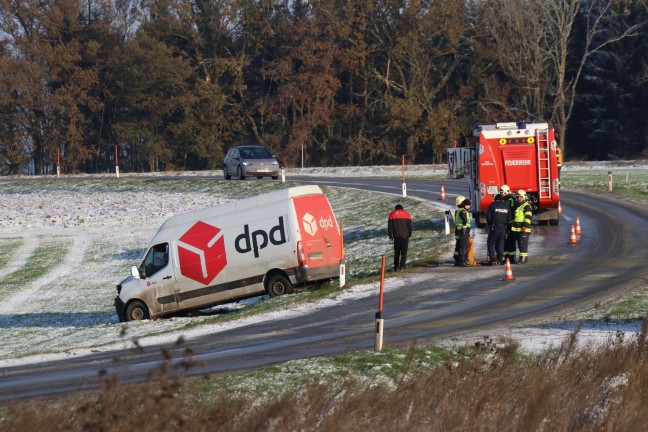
[4,327,648,431]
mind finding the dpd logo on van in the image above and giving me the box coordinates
[178,221,227,285]
[235,216,286,258]
[302,213,318,236]
[301,212,334,237]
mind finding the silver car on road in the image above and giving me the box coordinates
[223,145,281,180]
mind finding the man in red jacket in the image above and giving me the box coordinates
[388,204,412,271]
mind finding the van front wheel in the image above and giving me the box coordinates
[125,300,150,321]
[266,274,294,297]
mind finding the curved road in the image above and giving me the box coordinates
[2,177,648,401]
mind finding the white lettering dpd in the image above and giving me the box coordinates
[319,215,334,230]
[235,217,287,258]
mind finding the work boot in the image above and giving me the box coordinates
[519,256,527,264]
[499,259,506,265]
[489,258,498,266]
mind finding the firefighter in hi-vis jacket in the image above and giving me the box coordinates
[496,184,516,211]
[505,190,533,264]
[453,196,472,267]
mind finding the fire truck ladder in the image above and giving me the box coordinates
[537,128,552,199]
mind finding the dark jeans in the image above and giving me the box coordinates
[393,237,409,269]
[487,226,507,260]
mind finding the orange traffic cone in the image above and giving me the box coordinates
[575,216,582,235]
[440,184,446,200]
[569,224,578,245]
[503,258,515,281]
[558,201,563,215]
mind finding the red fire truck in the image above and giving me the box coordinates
[447,122,561,226]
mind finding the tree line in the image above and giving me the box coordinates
[0,0,646,175]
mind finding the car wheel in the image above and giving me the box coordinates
[125,300,150,321]
[223,166,231,180]
[265,274,294,297]
[237,165,246,180]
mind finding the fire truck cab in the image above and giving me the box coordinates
[447,121,561,227]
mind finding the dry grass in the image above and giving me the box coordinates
[4,326,648,431]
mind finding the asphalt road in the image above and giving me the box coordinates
[2,176,648,402]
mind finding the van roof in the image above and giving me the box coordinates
[158,185,324,230]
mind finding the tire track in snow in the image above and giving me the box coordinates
[0,234,91,314]
[0,235,38,279]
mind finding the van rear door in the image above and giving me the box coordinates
[292,194,342,269]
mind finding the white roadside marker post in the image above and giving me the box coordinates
[375,255,386,352]
[401,155,407,197]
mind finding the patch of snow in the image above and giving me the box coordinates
[1,163,646,368]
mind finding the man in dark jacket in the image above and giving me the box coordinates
[388,204,412,271]
[486,194,512,265]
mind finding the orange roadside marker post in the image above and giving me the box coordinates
[503,258,515,281]
[569,224,578,245]
[575,216,582,236]
[558,201,563,215]
[440,184,446,200]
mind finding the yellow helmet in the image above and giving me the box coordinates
[456,195,466,206]
[517,190,527,198]
[500,185,510,194]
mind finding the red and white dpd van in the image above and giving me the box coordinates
[115,185,343,321]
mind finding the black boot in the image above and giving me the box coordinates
[490,258,498,266]
[519,256,527,264]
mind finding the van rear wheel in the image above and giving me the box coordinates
[266,274,294,297]
[125,300,150,321]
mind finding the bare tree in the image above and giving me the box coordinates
[541,0,642,157]
[478,0,550,119]
[479,0,643,158]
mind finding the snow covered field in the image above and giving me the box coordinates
[1,162,647,367]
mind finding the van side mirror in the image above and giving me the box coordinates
[131,265,141,279]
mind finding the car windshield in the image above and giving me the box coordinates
[241,147,273,159]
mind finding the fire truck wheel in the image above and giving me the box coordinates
[549,219,559,226]
[125,300,150,321]
[266,274,294,297]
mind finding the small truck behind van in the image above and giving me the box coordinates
[115,185,343,321]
